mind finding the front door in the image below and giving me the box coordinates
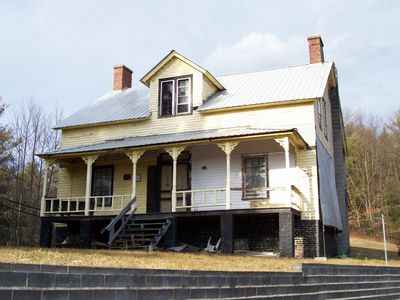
[160,164,190,212]
[146,153,190,213]
[92,166,113,207]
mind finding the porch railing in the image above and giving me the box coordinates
[43,195,132,215]
[176,188,227,210]
[101,196,137,246]
[176,186,304,211]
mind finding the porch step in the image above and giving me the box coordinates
[110,217,172,251]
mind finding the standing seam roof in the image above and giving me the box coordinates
[54,62,333,128]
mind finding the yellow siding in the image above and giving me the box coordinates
[150,56,204,108]
[202,76,218,102]
[61,57,316,150]
[296,149,320,220]
[58,167,72,197]
[61,103,316,149]
[58,156,156,215]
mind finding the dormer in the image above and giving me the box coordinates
[140,50,224,118]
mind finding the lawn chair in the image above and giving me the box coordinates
[204,236,221,253]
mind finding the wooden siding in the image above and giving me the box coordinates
[314,83,334,156]
[61,103,316,149]
[60,57,316,150]
[202,76,218,102]
[296,149,319,220]
[57,156,157,214]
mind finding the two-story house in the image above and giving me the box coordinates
[38,35,349,258]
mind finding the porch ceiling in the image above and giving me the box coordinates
[37,127,309,159]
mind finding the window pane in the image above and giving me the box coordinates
[177,104,188,113]
[161,81,173,116]
[178,79,189,88]
[178,95,188,104]
[244,157,267,197]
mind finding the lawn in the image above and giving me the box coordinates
[0,245,399,272]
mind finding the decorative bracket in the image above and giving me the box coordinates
[82,155,99,166]
[44,159,56,169]
[126,150,145,164]
[164,146,186,161]
[275,137,289,152]
[216,141,239,156]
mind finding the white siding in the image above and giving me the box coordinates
[191,140,310,210]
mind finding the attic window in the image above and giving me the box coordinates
[159,76,192,117]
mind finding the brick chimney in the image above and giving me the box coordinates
[307,35,324,64]
[113,65,133,91]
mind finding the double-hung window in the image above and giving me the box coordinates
[317,97,329,140]
[243,155,269,199]
[159,76,192,117]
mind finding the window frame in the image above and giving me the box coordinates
[322,98,328,139]
[317,98,323,129]
[158,75,192,117]
[241,154,269,200]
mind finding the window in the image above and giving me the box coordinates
[159,76,192,117]
[243,155,269,199]
[322,99,328,139]
[317,98,323,129]
[317,98,329,140]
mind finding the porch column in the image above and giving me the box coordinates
[126,150,145,199]
[275,137,291,206]
[40,159,54,217]
[165,146,185,212]
[82,155,99,216]
[217,141,239,209]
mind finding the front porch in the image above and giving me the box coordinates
[38,128,317,257]
[40,207,315,257]
[40,131,311,216]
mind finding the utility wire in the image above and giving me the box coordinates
[0,196,40,211]
[0,203,40,218]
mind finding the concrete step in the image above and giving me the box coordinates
[302,263,400,276]
[305,274,400,284]
[1,284,400,300]
[231,286,400,299]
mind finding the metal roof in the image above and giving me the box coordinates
[198,62,333,111]
[38,127,308,157]
[54,62,333,129]
[54,88,150,129]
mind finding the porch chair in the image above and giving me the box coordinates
[204,236,221,253]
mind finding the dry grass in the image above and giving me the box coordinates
[350,236,399,260]
[0,247,400,272]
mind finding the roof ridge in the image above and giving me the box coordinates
[215,61,333,78]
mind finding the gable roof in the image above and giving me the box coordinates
[54,59,334,129]
[54,88,150,129]
[140,50,224,90]
[197,62,334,112]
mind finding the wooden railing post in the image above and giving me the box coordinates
[126,150,145,201]
[40,159,54,216]
[217,141,239,209]
[164,146,186,212]
[275,137,291,207]
[82,155,98,216]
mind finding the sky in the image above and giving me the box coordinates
[1,0,399,124]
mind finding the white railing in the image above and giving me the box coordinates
[43,195,132,215]
[176,188,227,210]
[176,186,304,211]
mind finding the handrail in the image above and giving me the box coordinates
[101,196,137,245]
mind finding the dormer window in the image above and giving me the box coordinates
[159,76,192,117]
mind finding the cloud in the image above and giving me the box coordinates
[203,33,307,74]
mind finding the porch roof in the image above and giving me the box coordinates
[37,127,309,158]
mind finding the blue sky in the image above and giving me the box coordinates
[1,0,399,123]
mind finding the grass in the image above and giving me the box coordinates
[0,245,399,272]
